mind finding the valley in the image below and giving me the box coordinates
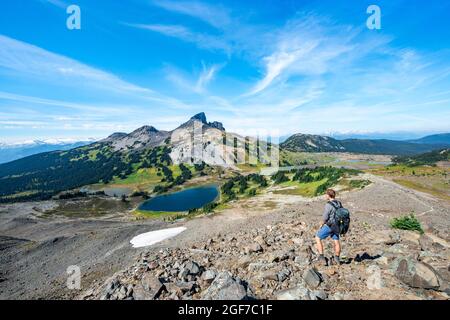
[1,167,449,300]
[0,113,449,300]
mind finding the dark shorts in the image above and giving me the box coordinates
[316,224,340,240]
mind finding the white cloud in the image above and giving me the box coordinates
[247,16,355,96]
[248,46,316,95]
[195,62,222,93]
[163,62,223,94]
[0,91,134,114]
[152,0,231,29]
[3,5,450,140]
[0,34,198,116]
[129,1,268,57]
[40,0,68,9]
[0,35,153,95]
[126,23,230,53]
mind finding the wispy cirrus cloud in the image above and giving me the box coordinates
[0,35,152,95]
[0,91,137,114]
[247,48,314,96]
[125,2,450,136]
[247,15,356,95]
[0,34,203,139]
[195,62,223,93]
[164,61,223,94]
[151,0,231,29]
[0,34,198,112]
[0,90,194,137]
[126,1,267,57]
[39,0,68,9]
[125,23,231,53]
[3,1,450,141]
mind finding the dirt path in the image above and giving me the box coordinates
[365,174,436,217]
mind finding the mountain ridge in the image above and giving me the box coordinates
[281,133,450,155]
[407,133,450,145]
[0,139,96,164]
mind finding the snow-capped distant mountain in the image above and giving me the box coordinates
[0,138,97,164]
[0,138,97,147]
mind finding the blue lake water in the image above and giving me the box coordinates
[139,185,219,212]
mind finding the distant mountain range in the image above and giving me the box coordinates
[325,132,444,141]
[280,133,450,155]
[0,139,96,164]
[407,133,450,145]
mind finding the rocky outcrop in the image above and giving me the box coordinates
[303,268,323,289]
[275,285,312,300]
[87,218,450,301]
[188,113,225,131]
[101,132,127,143]
[103,125,170,152]
[201,271,252,300]
[169,114,253,167]
[394,258,440,290]
[209,121,225,131]
[191,112,208,124]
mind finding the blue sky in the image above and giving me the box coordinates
[0,0,449,142]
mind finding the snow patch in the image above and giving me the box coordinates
[130,227,187,248]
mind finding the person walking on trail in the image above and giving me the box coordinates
[315,188,347,266]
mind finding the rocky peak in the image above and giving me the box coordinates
[209,121,225,131]
[191,112,208,124]
[186,113,225,131]
[130,125,159,136]
[109,132,128,138]
[101,132,127,142]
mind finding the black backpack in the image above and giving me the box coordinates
[327,200,351,235]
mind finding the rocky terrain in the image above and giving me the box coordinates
[0,201,169,299]
[1,159,448,300]
[86,222,449,300]
[80,175,449,301]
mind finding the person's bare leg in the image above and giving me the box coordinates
[315,236,327,265]
[333,240,341,256]
[315,236,324,255]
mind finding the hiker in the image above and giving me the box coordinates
[315,188,349,265]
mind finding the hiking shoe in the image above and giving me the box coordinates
[318,255,328,266]
[334,255,341,265]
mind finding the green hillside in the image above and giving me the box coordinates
[393,149,450,166]
[0,142,174,202]
[281,134,448,155]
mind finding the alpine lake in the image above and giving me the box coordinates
[138,185,219,213]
